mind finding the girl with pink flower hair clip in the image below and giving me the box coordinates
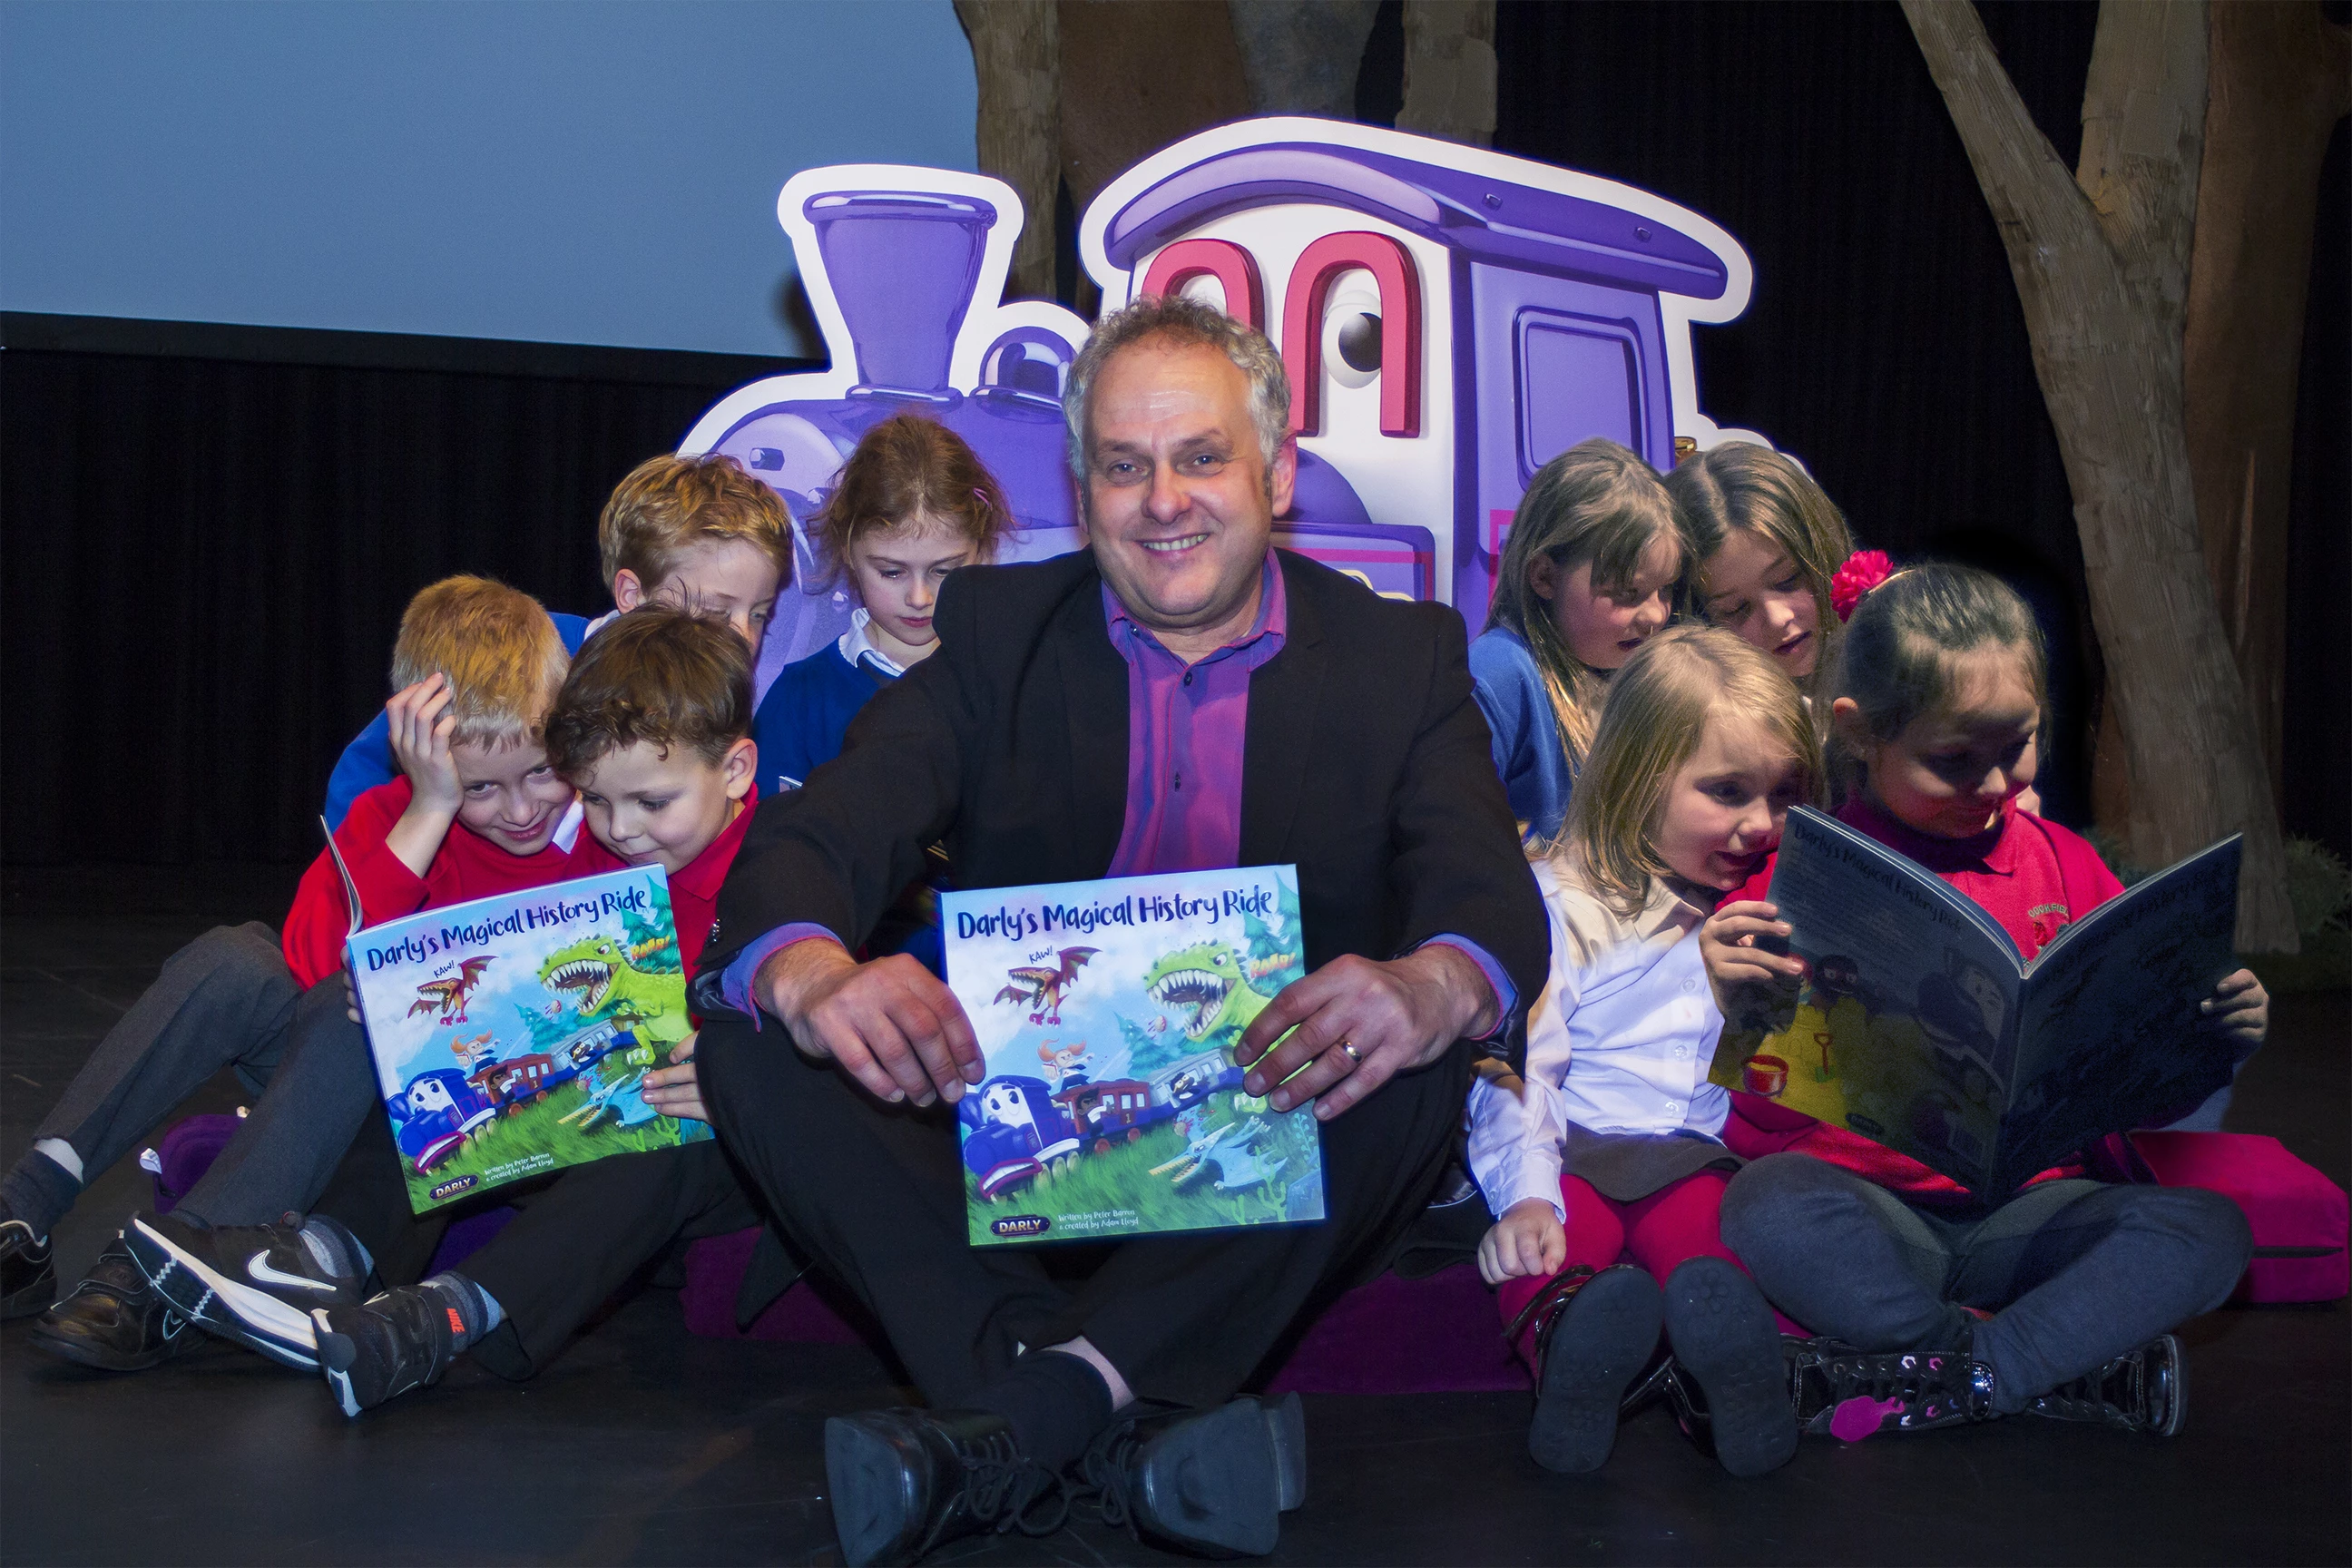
[1667,443,1875,702]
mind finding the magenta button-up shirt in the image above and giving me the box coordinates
[1102,554,1289,876]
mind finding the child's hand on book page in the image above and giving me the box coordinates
[1700,900,1806,1025]
[2197,969,2269,1059]
[1477,1199,1567,1286]
[344,965,361,1025]
[642,1033,708,1122]
[385,673,463,816]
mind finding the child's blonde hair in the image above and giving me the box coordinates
[813,413,1014,585]
[389,575,569,751]
[597,454,794,593]
[1486,437,1684,769]
[1828,563,2049,798]
[1563,625,1824,914]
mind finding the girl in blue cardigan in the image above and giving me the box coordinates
[1472,437,1684,845]
[751,414,1014,972]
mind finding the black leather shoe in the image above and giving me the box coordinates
[1,1218,56,1319]
[823,1407,1065,1566]
[25,1241,197,1372]
[1661,1258,1797,1475]
[1524,1264,1663,1474]
[1073,1397,1286,1559]
[1788,1336,1998,1439]
[2027,1334,2186,1436]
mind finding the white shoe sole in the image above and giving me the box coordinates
[125,1217,321,1371]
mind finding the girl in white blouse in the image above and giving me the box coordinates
[1469,625,1818,1477]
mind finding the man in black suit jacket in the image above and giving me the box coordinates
[692,296,1545,1564]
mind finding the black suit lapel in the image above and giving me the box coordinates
[1054,584,1131,877]
[1240,557,1328,867]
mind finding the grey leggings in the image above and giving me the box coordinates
[34,923,386,1231]
[1720,1152,2251,1412]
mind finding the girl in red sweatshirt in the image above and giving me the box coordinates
[1702,564,2261,1443]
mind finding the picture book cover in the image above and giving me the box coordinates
[342,866,713,1214]
[940,865,1326,1246]
[1707,808,2241,1197]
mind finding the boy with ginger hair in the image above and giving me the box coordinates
[5,578,587,1373]
[321,453,792,828]
[139,610,768,1414]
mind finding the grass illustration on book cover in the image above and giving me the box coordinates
[341,866,712,1214]
[942,865,1326,1246]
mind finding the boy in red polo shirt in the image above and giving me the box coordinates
[10,577,582,1370]
[171,609,765,1414]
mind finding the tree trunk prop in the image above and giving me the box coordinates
[2183,1,2351,807]
[1901,0,2296,952]
[955,0,1063,303]
[1227,0,1381,117]
[1399,0,1496,147]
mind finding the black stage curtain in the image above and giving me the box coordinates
[3,1,2344,867]
[1,337,797,864]
[1494,0,2348,854]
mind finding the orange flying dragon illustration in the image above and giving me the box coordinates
[995,947,1098,1026]
[408,956,493,1024]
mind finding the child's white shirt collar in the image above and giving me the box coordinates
[838,609,907,679]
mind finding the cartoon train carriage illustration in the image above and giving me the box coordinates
[387,1068,500,1175]
[682,119,1766,679]
[1055,1076,1170,1154]
[957,1076,1085,1203]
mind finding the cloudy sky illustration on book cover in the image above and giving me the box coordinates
[941,865,1326,1246]
[345,866,711,1214]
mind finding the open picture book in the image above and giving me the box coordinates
[1707,807,2242,1199]
[941,865,1326,1246]
[325,825,712,1214]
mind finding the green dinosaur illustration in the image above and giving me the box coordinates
[1144,940,1276,1044]
[537,933,684,1042]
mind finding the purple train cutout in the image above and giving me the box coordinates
[681,120,1764,687]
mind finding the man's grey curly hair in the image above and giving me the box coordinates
[1063,293,1292,477]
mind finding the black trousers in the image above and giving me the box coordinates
[697,1017,1472,1409]
[318,1129,757,1380]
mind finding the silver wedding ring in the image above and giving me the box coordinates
[1338,1040,1362,1066]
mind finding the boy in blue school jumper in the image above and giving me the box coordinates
[750,414,1015,974]
[323,453,793,826]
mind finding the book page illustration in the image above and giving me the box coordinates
[942,866,1325,1247]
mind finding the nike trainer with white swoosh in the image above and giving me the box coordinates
[124,1210,374,1370]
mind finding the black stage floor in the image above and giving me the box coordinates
[5,865,2347,1566]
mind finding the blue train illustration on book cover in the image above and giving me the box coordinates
[941,866,1326,1246]
[343,867,713,1214]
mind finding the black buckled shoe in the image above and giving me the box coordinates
[1514,1264,1662,1474]
[313,1286,460,1417]
[25,1240,198,1371]
[1073,1397,1289,1559]
[1661,1258,1797,1476]
[823,1407,1066,1566]
[1,1218,57,1319]
[2027,1334,2186,1436]
[1788,1337,1999,1440]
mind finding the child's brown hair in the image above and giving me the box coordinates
[1486,437,1685,769]
[598,454,794,593]
[1828,563,2049,798]
[389,575,569,751]
[1563,625,1824,914]
[542,608,753,777]
[812,413,1013,584]
[1667,442,1855,698]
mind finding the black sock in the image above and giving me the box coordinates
[974,1350,1116,1473]
[0,1150,82,1240]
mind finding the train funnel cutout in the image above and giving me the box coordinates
[682,119,1764,681]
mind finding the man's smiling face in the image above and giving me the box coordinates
[1081,334,1294,657]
